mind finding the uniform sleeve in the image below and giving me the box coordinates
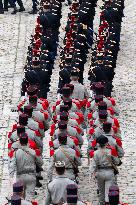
[9,153,16,178]
[47,157,55,181]
[89,157,97,174]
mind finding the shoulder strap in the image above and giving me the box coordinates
[59,147,77,169]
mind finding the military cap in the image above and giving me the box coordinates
[103,122,112,132]
[60,112,69,121]
[19,133,28,145]
[60,105,69,113]
[13,181,24,193]
[99,110,108,119]
[58,122,67,130]
[67,195,78,204]
[17,126,25,135]
[94,95,103,103]
[67,184,78,195]
[62,87,71,97]
[98,101,107,110]
[63,99,72,109]
[19,114,28,125]
[70,70,79,77]
[27,85,39,96]
[55,161,65,168]
[65,84,74,93]
[96,135,108,145]
[11,195,21,205]
[108,191,119,205]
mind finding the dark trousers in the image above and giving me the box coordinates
[0,0,3,9]
[12,0,23,8]
[32,0,37,10]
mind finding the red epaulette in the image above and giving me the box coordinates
[89,120,94,126]
[112,125,118,133]
[8,131,12,139]
[89,150,94,158]
[50,149,54,157]
[17,100,26,110]
[108,107,115,115]
[8,150,15,158]
[38,122,44,129]
[91,139,97,148]
[115,137,122,147]
[86,101,91,108]
[28,139,37,150]
[42,101,48,110]
[70,136,79,146]
[107,97,116,106]
[114,118,120,128]
[49,140,54,147]
[73,100,81,109]
[80,99,87,107]
[75,112,84,123]
[31,201,38,205]
[74,126,82,134]
[88,113,93,120]
[35,130,42,137]
[75,149,80,157]
[12,124,17,132]
[110,146,118,157]
[52,105,56,112]
[35,149,41,156]
[56,100,61,106]
[89,128,95,135]
[8,142,12,150]
[50,124,56,136]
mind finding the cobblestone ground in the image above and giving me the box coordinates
[0,0,136,204]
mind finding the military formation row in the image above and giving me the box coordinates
[7,0,126,205]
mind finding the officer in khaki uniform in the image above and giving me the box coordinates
[70,70,89,100]
[90,135,120,205]
[9,133,43,201]
[45,161,76,205]
[48,133,81,181]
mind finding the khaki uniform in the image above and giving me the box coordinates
[53,125,84,146]
[90,148,120,204]
[70,81,89,100]
[45,175,76,205]
[9,145,43,201]
[48,145,81,181]
[21,199,32,205]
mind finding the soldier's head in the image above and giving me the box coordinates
[13,181,24,198]
[64,84,74,95]
[58,130,67,145]
[96,135,108,148]
[29,95,38,106]
[17,126,25,137]
[60,105,69,113]
[94,82,104,95]
[94,95,103,104]
[62,87,71,99]
[99,110,108,122]
[60,111,69,122]
[103,122,112,133]
[70,70,79,82]
[98,101,107,111]
[23,105,33,118]
[64,99,72,110]
[19,133,28,146]
[55,161,65,175]
[27,85,39,97]
[19,114,28,126]
[66,184,78,205]
[11,195,21,205]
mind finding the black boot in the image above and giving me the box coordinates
[37,175,43,180]
[29,9,37,14]
[36,178,42,188]
[11,7,17,14]
[0,9,4,13]
[18,6,25,12]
